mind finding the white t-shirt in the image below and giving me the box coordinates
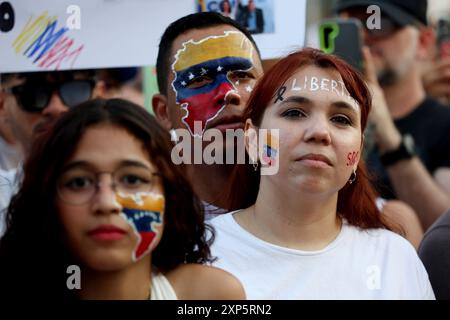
[202,201,228,221]
[209,212,435,300]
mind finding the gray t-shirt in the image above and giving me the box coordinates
[419,209,450,300]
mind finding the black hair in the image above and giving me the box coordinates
[0,73,15,85]
[0,69,97,85]
[98,68,139,89]
[156,11,260,96]
[0,98,213,300]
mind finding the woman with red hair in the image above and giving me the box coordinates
[209,48,434,299]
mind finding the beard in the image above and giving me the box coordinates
[375,50,414,87]
[370,46,401,87]
[32,119,54,135]
[377,67,399,87]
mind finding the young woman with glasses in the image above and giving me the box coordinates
[0,98,244,300]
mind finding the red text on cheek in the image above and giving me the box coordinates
[347,151,359,166]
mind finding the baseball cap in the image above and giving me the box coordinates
[335,0,428,26]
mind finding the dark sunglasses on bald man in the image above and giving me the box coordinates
[5,79,95,113]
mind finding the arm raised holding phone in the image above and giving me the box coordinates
[362,46,450,229]
[422,17,450,105]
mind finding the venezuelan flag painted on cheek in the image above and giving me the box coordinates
[262,132,279,167]
[117,193,165,262]
[171,31,254,136]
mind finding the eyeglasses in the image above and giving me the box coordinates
[5,79,95,113]
[57,166,161,205]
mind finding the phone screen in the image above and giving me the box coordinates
[319,18,363,72]
[437,18,450,59]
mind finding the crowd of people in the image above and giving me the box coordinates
[0,0,449,300]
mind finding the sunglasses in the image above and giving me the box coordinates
[6,79,95,113]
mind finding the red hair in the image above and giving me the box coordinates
[225,48,397,232]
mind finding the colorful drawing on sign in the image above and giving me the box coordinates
[171,31,253,137]
[11,11,84,70]
[117,192,165,262]
[262,132,278,167]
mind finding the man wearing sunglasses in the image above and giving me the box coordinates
[0,70,104,155]
[337,0,450,231]
[0,70,105,235]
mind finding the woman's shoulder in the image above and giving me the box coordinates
[345,222,417,254]
[209,211,239,225]
[165,263,245,300]
[346,224,430,279]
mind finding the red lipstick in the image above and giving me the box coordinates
[88,225,126,241]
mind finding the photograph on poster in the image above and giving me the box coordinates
[197,0,274,34]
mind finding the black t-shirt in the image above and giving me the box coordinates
[367,97,450,199]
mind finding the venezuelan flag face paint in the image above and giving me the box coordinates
[117,192,165,262]
[171,31,254,137]
[261,132,279,167]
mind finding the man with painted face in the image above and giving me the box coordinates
[337,0,450,229]
[0,70,105,234]
[152,12,263,219]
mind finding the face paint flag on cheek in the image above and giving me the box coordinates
[171,31,254,137]
[261,132,279,167]
[117,192,165,262]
